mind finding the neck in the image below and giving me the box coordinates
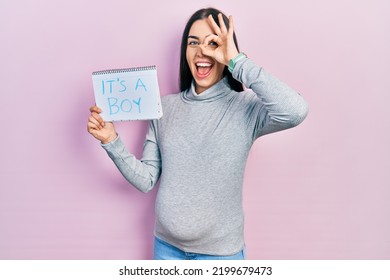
[180,77,231,104]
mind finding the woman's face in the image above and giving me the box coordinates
[186,19,225,94]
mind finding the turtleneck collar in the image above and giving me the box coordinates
[181,77,231,103]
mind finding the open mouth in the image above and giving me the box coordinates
[196,62,213,78]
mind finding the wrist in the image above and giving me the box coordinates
[227,50,239,63]
[228,52,247,73]
[101,133,118,145]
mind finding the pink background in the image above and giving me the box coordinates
[1,0,389,259]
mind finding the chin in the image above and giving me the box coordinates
[194,79,217,93]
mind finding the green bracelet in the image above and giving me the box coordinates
[228,52,247,73]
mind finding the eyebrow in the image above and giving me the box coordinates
[187,34,214,40]
[187,35,199,40]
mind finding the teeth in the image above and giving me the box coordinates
[196,63,212,67]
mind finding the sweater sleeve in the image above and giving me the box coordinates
[101,120,162,193]
[232,58,309,138]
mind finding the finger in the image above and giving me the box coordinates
[228,15,234,36]
[208,14,221,35]
[87,121,100,134]
[199,44,213,58]
[218,13,228,34]
[88,115,103,130]
[203,34,220,46]
[88,114,101,128]
[87,126,101,140]
[89,105,102,114]
[91,111,105,127]
[200,34,219,57]
[91,106,105,126]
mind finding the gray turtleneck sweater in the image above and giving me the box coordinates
[102,58,308,256]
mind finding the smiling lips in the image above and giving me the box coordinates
[196,62,213,78]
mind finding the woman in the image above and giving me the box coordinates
[87,7,308,260]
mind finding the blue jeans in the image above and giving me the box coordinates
[153,236,245,260]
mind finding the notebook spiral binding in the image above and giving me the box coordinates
[92,65,156,75]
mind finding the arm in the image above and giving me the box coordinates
[87,106,161,193]
[200,14,308,138]
[232,58,309,137]
[101,121,162,193]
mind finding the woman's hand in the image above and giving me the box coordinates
[87,106,117,144]
[200,13,239,66]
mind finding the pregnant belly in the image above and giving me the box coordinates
[155,193,220,242]
[156,199,218,241]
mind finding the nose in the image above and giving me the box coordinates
[195,45,204,57]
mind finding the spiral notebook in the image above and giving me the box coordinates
[92,65,163,121]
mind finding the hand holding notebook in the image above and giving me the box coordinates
[91,65,163,121]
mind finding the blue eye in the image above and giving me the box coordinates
[209,41,218,47]
[188,41,199,46]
